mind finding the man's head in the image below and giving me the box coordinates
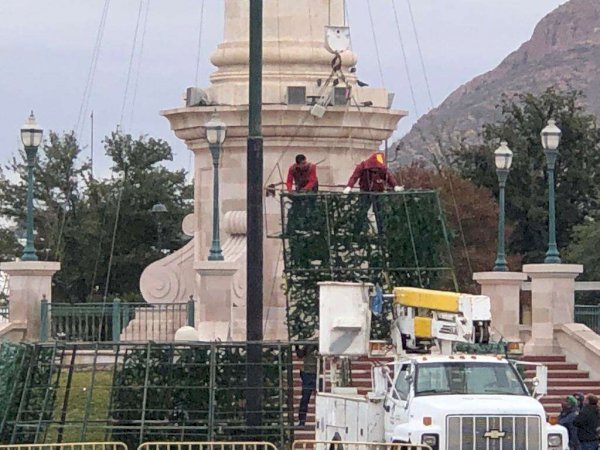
[295,154,307,166]
[586,394,598,406]
[565,395,578,409]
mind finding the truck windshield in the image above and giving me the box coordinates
[415,362,527,396]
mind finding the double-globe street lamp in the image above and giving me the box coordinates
[205,115,227,261]
[493,141,513,272]
[541,119,562,264]
[20,112,44,262]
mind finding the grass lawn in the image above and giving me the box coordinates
[44,369,113,443]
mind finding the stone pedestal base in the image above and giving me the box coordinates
[196,261,242,341]
[473,271,527,342]
[0,261,60,341]
[522,264,583,355]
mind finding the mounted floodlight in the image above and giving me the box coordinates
[325,26,351,54]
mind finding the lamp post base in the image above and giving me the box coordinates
[208,245,224,261]
[544,246,561,264]
[492,261,509,272]
[544,255,561,264]
[21,250,39,262]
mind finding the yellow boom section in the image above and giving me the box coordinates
[414,317,432,338]
[393,287,460,313]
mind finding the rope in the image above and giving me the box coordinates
[366,1,386,87]
[103,180,125,301]
[441,169,473,276]
[323,196,335,279]
[401,193,423,287]
[129,0,151,129]
[89,199,109,300]
[264,74,335,186]
[392,0,419,117]
[119,0,145,127]
[405,0,435,109]
[193,0,206,86]
[76,0,111,136]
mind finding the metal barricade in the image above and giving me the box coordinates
[292,441,432,450]
[0,442,128,450]
[137,442,279,450]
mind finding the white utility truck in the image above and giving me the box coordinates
[315,282,568,450]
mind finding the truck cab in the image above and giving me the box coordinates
[383,355,567,449]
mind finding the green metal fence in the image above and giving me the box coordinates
[41,299,195,342]
[0,341,295,449]
[575,304,600,333]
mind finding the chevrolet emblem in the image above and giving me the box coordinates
[484,430,506,440]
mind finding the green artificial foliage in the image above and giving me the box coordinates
[281,190,457,340]
[109,342,292,449]
[0,343,55,444]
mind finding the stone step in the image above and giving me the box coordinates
[521,355,566,363]
[545,378,598,387]
[537,362,578,370]
[548,387,600,395]
[524,369,589,379]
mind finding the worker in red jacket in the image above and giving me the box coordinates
[286,154,318,192]
[343,152,403,234]
[285,154,319,242]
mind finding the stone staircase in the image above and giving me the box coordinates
[292,356,391,441]
[522,355,599,417]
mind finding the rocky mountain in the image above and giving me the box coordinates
[394,0,600,165]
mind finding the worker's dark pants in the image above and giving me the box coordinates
[298,371,317,424]
[356,193,385,235]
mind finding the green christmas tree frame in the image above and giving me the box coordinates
[280,190,458,340]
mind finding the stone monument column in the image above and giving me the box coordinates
[160,0,406,340]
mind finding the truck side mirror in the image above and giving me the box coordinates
[532,365,548,398]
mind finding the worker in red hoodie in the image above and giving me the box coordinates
[286,154,318,192]
[285,154,319,239]
[343,152,403,234]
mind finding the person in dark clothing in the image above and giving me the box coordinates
[574,394,599,450]
[559,396,580,450]
[343,152,403,234]
[575,392,586,410]
[296,344,318,427]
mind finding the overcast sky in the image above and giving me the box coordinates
[0,0,567,179]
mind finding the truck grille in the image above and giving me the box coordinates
[446,415,541,450]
